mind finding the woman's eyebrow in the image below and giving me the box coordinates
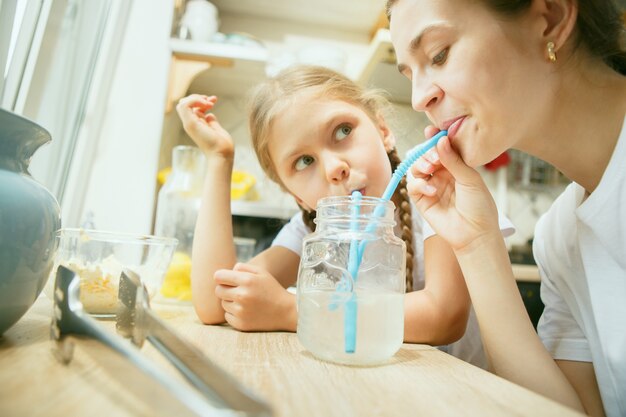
[397,23,450,73]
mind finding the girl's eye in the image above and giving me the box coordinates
[432,47,449,66]
[295,155,315,171]
[335,124,352,140]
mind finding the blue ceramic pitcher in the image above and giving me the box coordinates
[0,108,61,335]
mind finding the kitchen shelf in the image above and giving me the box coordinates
[165,39,269,112]
[231,200,299,220]
[169,38,269,63]
[354,28,411,104]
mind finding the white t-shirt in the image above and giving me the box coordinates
[534,115,626,417]
[273,203,515,369]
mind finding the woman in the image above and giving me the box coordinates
[386,0,626,416]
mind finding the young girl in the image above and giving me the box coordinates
[176,65,513,369]
[386,0,626,415]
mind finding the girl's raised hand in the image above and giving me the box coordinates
[408,127,501,253]
[176,94,234,159]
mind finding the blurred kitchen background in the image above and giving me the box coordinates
[3,0,600,324]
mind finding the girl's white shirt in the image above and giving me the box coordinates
[534,115,626,417]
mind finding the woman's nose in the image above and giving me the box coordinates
[411,76,442,112]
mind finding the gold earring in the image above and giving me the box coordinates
[547,41,557,63]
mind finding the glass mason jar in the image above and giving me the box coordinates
[154,146,205,303]
[297,196,406,365]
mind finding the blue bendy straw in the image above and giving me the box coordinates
[384,130,447,205]
[344,190,362,353]
[365,130,448,233]
[342,130,447,354]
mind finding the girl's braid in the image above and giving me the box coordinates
[301,207,317,233]
[298,148,414,291]
[388,148,414,292]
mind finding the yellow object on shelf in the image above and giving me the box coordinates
[160,251,192,301]
[157,167,172,185]
[231,170,259,200]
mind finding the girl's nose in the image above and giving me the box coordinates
[411,76,442,112]
[323,155,350,184]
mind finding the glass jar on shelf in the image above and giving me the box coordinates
[154,145,205,303]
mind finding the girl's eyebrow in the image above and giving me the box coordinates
[397,23,451,73]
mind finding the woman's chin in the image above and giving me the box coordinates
[456,149,480,168]
[459,147,501,169]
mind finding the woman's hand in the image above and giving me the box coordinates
[176,94,234,159]
[408,126,501,253]
[213,263,297,332]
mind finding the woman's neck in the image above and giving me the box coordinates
[517,61,626,194]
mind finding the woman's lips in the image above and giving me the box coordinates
[446,116,466,140]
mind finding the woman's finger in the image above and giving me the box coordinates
[411,156,437,177]
[436,136,480,185]
[423,148,440,165]
[407,177,437,197]
[423,125,440,139]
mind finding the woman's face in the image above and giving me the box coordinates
[267,92,393,211]
[389,0,553,167]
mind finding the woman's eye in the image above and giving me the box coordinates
[295,155,315,171]
[432,48,449,65]
[335,124,352,140]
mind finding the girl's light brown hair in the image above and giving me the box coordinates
[247,65,415,291]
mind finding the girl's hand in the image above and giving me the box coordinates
[176,94,234,159]
[408,126,501,253]
[213,263,296,332]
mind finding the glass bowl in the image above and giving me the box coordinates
[44,228,178,317]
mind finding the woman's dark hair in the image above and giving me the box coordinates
[386,0,626,75]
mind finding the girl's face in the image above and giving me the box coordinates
[389,0,554,167]
[268,92,394,211]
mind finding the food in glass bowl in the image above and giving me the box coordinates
[44,228,177,316]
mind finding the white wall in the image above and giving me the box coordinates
[75,0,172,234]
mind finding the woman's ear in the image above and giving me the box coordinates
[377,115,396,152]
[532,0,578,52]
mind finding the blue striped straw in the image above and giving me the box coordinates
[343,130,448,353]
[360,130,448,244]
[344,190,362,353]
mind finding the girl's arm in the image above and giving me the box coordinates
[191,154,235,323]
[404,235,470,345]
[176,94,237,324]
[178,94,302,330]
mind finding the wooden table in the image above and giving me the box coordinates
[0,296,582,417]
